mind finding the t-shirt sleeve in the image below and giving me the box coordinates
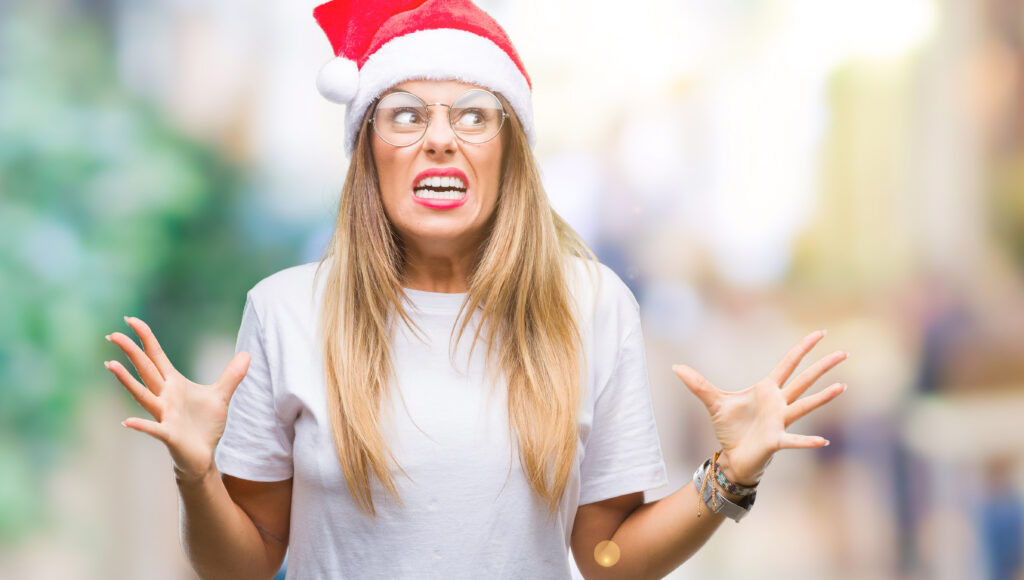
[213,290,294,481]
[578,280,669,506]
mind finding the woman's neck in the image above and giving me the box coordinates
[401,247,475,293]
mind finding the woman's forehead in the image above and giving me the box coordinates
[384,78,488,99]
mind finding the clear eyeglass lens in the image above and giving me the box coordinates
[373,92,428,146]
[372,89,505,146]
[450,90,504,143]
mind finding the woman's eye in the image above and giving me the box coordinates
[392,108,423,124]
[456,109,486,126]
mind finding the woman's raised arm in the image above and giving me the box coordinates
[105,316,290,580]
[572,330,848,579]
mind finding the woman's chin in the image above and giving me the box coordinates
[401,222,487,248]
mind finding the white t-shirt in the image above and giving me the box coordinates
[214,256,669,579]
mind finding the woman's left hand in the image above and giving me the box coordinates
[672,329,848,486]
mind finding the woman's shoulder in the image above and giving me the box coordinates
[250,259,326,293]
[245,259,329,317]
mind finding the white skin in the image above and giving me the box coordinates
[372,79,505,293]
[104,78,848,579]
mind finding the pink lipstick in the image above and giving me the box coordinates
[411,167,470,210]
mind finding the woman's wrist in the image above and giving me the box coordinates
[693,453,757,522]
[714,450,763,488]
[174,460,218,487]
[715,484,746,504]
[712,475,753,506]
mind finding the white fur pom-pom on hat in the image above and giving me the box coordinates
[315,57,359,105]
[313,0,536,157]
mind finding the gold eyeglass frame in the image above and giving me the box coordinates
[368,88,509,147]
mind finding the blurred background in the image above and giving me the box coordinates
[2,0,1023,578]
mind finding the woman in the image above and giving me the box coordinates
[103,1,849,578]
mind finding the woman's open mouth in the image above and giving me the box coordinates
[411,168,470,209]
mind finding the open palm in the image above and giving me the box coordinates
[104,316,250,481]
[673,330,848,485]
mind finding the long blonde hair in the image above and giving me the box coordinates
[313,92,597,519]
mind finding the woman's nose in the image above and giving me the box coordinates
[421,106,457,154]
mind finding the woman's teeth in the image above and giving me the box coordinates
[413,175,467,199]
[415,190,465,200]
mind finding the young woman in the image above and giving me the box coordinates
[103,1,849,578]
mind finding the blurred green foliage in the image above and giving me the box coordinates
[0,2,299,542]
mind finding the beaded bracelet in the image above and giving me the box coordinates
[713,459,758,497]
[694,451,756,521]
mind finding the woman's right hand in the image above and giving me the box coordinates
[104,316,251,483]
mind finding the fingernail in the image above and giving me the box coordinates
[671,364,680,372]
[841,383,848,393]
[823,439,831,446]
[123,315,131,325]
[820,329,828,337]
[121,420,128,428]
[104,334,111,341]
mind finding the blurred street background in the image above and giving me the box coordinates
[2,0,1023,578]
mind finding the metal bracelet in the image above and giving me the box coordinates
[693,457,756,522]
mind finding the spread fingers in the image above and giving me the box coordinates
[124,317,179,381]
[785,382,846,427]
[767,330,826,387]
[105,330,166,396]
[782,350,849,404]
[105,359,163,420]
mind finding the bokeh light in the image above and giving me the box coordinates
[593,539,621,567]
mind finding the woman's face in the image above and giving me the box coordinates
[370,79,505,255]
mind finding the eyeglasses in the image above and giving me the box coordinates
[369,89,509,147]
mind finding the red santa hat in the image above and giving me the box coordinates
[313,0,536,157]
